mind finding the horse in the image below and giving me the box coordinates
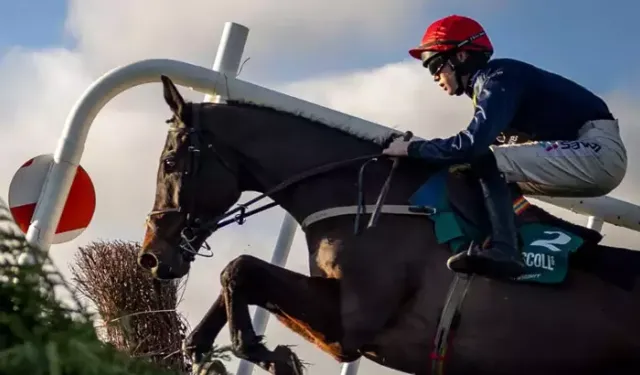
[139,75,640,375]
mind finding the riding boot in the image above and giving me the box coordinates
[446,153,526,280]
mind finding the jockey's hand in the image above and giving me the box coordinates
[382,137,411,157]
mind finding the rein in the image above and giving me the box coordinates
[211,130,412,236]
[210,153,383,231]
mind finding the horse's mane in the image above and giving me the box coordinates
[224,99,398,147]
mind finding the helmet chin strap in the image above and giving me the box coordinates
[446,55,467,96]
[453,72,466,96]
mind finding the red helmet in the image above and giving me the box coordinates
[409,15,493,65]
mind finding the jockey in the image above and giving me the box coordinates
[383,14,627,280]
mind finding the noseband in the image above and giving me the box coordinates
[147,102,408,261]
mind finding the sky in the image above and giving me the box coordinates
[1,1,639,374]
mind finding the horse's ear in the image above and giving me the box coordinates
[161,75,185,117]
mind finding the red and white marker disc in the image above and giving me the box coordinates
[8,154,96,244]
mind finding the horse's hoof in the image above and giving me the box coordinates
[270,345,305,375]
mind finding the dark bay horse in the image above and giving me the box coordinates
[139,75,640,375]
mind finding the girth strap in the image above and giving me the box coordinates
[430,272,473,374]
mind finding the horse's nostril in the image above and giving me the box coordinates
[139,253,158,270]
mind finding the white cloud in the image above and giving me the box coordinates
[64,0,428,80]
[279,60,472,137]
[2,2,640,374]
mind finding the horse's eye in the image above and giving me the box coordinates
[164,158,176,169]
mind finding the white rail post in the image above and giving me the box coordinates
[206,22,249,104]
[205,23,300,375]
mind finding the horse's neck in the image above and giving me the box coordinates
[226,106,387,223]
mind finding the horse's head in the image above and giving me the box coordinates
[138,76,242,280]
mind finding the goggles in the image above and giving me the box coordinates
[421,51,452,75]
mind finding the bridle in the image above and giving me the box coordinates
[146,102,392,262]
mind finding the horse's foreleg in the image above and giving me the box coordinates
[183,259,288,374]
[183,285,301,374]
[210,254,358,374]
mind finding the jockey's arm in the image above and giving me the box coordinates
[407,68,525,164]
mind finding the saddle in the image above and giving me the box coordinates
[408,167,604,284]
